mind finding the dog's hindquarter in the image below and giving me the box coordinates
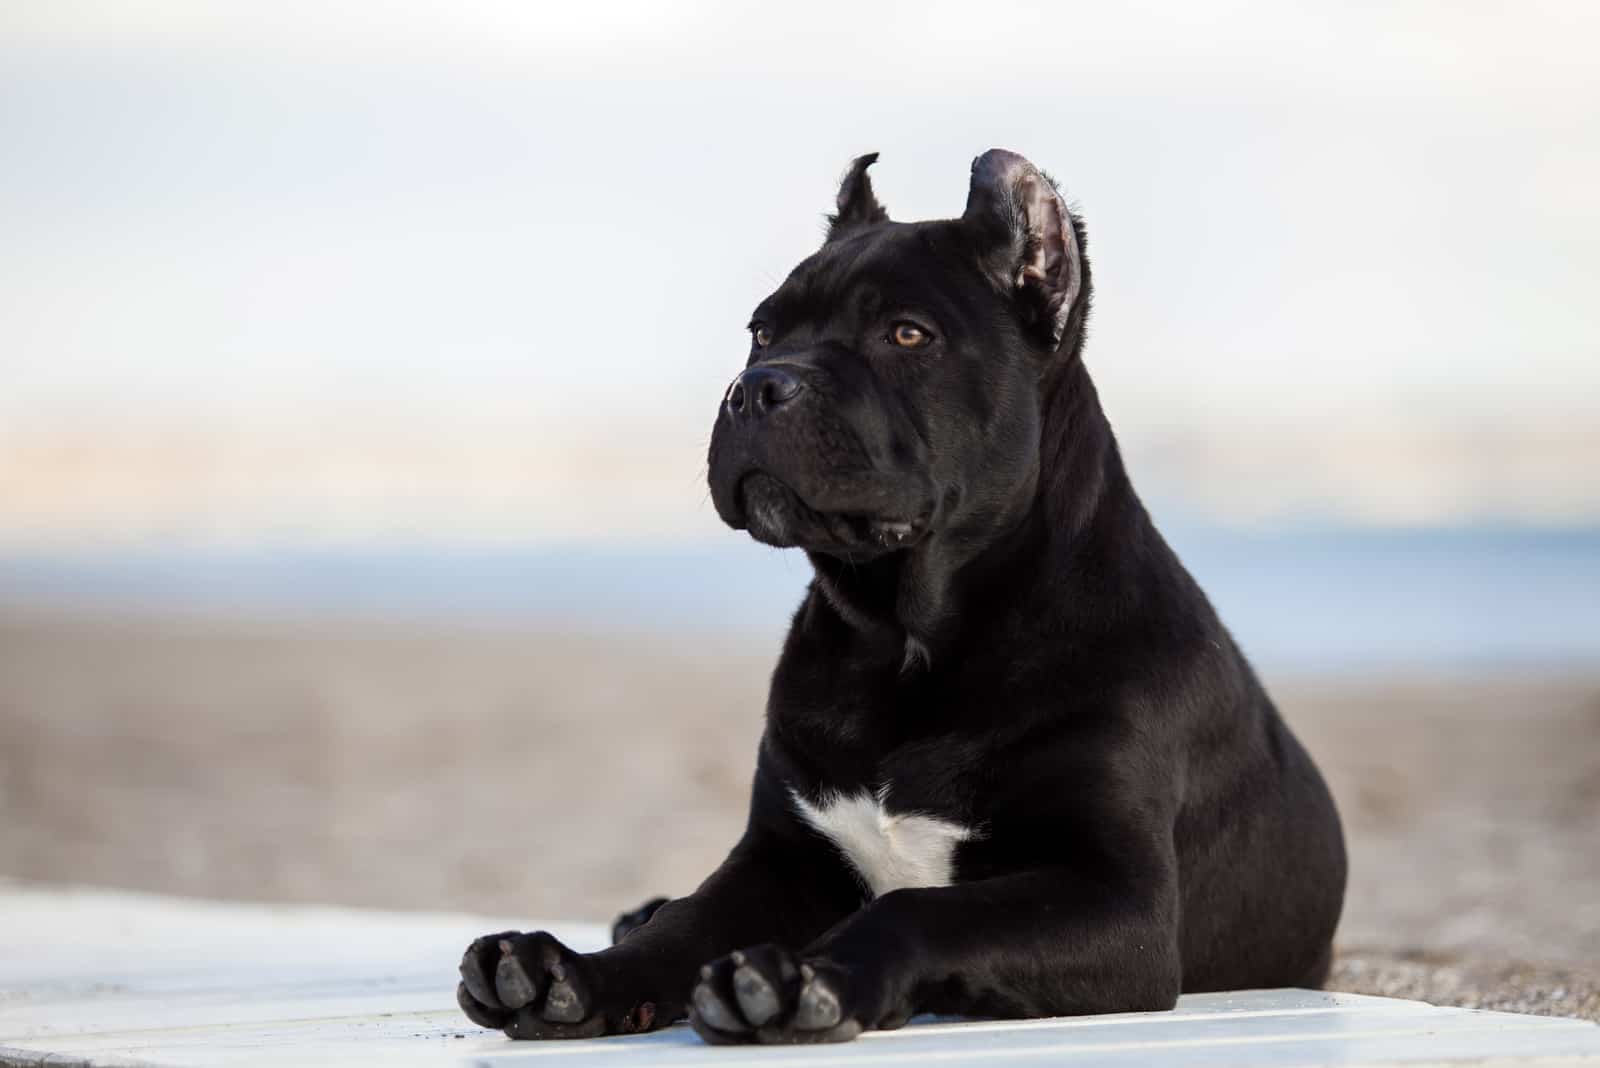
[1172,678,1348,992]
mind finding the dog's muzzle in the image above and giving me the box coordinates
[725,366,805,424]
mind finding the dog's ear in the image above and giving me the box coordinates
[826,152,890,242]
[963,148,1083,349]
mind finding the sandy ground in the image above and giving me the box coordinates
[1,610,1596,1019]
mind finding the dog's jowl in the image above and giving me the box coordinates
[456,149,1347,1044]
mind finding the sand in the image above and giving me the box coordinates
[1,609,1595,1018]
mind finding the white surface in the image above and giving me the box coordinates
[1,882,1597,1067]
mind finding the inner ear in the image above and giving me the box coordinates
[826,152,890,243]
[963,148,1082,348]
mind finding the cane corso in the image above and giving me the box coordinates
[456,149,1347,1044]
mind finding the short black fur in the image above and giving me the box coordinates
[457,149,1347,1044]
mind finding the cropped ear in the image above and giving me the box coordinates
[826,152,890,242]
[962,148,1083,349]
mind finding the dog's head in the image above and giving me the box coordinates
[707,149,1090,563]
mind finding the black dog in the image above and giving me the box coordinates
[456,149,1346,1044]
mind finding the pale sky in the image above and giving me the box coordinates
[2,2,1597,546]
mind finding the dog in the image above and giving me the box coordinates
[456,149,1347,1044]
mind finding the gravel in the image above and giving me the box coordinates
[1332,949,1600,1022]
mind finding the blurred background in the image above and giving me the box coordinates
[1,0,1596,1006]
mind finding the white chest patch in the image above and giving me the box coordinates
[789,787,975,897]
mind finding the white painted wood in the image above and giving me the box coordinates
[1,881,1596,1067]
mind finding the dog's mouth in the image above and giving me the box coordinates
[736,472,930,556]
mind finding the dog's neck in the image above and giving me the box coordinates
[808,355,1148,667]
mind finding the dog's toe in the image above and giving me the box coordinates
[456,981,509,1029]
[793,962,844,1030]
[493,939,543,1010]
[690,960,751,1040]
[542,958,592,1023]
[459,931,518,1010]
[732,944,799,1027]
[732,957,782,1026]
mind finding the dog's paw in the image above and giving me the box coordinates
[611,896,669,945]
[689,944,867,1044]
[457,930,658,1040]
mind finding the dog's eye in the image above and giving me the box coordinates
[890,322,932,349]
[751,324,773,348]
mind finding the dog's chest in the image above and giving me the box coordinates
[789,788,975,898]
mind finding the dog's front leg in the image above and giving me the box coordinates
[457,823,862,1040]
[689,865,1181,1044]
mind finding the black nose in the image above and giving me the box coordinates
[727,366,803,420]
